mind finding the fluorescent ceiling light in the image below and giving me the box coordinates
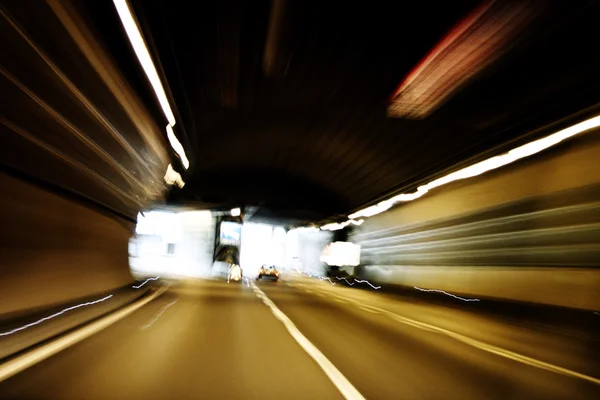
[113,0,176,127]
[164,163,185,188]
[166,124,189,169]
[320,219,363,231]
[231,207,241,217]
[343,115,600,222]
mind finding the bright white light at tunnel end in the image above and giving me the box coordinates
[346,114,600,222]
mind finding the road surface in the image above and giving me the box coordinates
[0,275,598,399]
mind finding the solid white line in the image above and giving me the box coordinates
[251,283,365,400]
[341,295,600,385]
[0,287,167,383]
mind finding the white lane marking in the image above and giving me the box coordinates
[251,283,365,400]
[141,299,178,330]
[0,287,167,383]
[341,295,600,385]
[0,295,113,337]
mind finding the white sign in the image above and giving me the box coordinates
[320,242,361,267]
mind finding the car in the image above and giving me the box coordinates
[257,265,279,281]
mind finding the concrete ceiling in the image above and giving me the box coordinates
[83,0,600,226]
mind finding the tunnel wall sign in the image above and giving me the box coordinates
[220,221,242,246]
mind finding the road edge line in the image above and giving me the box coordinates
[251,283,365,400]
[335,294,600,385]
[0,286,167,382]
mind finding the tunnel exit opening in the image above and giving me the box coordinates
[239,223,288,277]
[129,210,215,279]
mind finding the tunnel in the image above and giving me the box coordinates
[1,1,600,399]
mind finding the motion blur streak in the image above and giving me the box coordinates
[0,117,143,207]
[112,0,176,127]
[388,1,537,119]
[141,299,178,330]
[45,0,170,166]
[132,276,160,289]
[348,115,600,220]
[0,295,113,337]
[0,65,151,197]
[413,287,480,302]
[2,6,165,182]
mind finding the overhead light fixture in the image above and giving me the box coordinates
[113,0,176,127]
[346,114,600,221]
[320,219,363,231]
[113,0,191,174]
[230,207,241,217]
[164,163,185,188]
[166,124,189,169]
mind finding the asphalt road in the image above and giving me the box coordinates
[0,275,598,400]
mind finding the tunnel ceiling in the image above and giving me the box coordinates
[83,0,600,226]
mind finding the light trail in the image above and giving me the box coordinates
[141,299,178,330]
[132,276,160,289]
[414,286,480,302]
[0,295,113,337]
[319,277,337,285]
[335,277,355,286]
[354,279,381,290]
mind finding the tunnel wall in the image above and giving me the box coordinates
[0,171,135,317]
[350,132,600,310]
